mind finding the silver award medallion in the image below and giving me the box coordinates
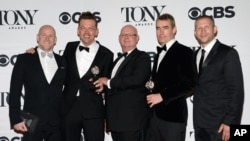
[91,65,100,77]
[145,78,154,93]
[90,65,100,91]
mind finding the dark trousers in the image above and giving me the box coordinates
[111,129,146,141]
[195,128,222,141]
[23,126,61,141]
[149,113,186,141]
[61,100,104,141]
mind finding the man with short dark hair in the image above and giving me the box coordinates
[61,11,114,141]
[146,13,196,141]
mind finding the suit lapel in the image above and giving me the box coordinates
[152,52,159,77]
[70,42,81,78]
[34,48,50,84]
[114,48,138,77]
[82,44,105,78]
[194,49,199,76]
[113,56,121,67]
[49,53,63,84]
[154,41,178,73]
[202,40,220,70]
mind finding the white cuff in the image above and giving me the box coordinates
[107,79,111,89]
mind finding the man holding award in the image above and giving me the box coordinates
[146,13,196,141]
[94,24,151,141]
[60,11,114,141]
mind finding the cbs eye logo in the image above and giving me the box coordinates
[188,6,235,20]
[0,54,17,67]
[0,54,9,67]
[59,12,101,25]
[59,12,72,24]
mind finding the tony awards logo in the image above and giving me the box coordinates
[145,77,154,93]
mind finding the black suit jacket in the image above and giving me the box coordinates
[61,41,113,119]
[9,48,67,128]
[106,48,151,132]
[152,41,196,124]
[193,40,244,129]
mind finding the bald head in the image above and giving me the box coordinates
[38,25,56,35]
[119,24,139,52]
[37,25,57,52]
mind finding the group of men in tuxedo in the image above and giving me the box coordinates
[9,11,244,141]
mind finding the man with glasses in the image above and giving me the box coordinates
[94,24,151,141]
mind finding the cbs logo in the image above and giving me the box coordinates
[59,11,101,25]
[188,6,235,20]
[0,54,17,67]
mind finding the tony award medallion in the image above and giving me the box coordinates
[145,78,155,93]
[91,65,100,82]
[90,65,100,92]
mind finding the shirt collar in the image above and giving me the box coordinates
[159,39,176,50]
[201,38,216,53]
[124,47,136,57]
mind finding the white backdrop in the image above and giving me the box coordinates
[1,0,249,140]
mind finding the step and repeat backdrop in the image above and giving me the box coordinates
[1,0,249,140]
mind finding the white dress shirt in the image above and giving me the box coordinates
[196,38,216,72]
[76,41,99,78]
[75,41,99,96]
[37,47,58,84]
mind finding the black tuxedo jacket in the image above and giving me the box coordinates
[61,41,113,119]
[193,40,244,129]
[9,48,67,127]
[152,41,196,124]
[106,48,151,132]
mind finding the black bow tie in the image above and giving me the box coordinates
[157,45,166,54]
[79,46,89,52]
[117,52,128,58]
